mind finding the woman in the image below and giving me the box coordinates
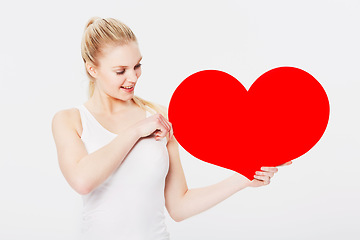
[51,17,292,240]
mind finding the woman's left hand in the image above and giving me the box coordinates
[248,160,293,187]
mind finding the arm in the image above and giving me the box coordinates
[162,103,249,222]
[162,104,291,222]
[164,135,250,222]
[164,135,291,222]
[51,109,141,195]
[176,174,251,222]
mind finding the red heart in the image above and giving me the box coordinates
[168,67,330,180]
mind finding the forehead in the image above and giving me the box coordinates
[98,41,141,66]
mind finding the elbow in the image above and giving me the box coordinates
[69,163,95,195]
[75,185,92,196]
[169,209,186,222]
[173,216,185,222]
[71,177,94,195]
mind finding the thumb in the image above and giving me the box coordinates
[278,161,293,167]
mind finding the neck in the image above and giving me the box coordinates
[87,87,134,115]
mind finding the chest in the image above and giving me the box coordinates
[86,107,146,135]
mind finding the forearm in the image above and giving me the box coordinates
[74,126,140,194]
[175,173,250,221]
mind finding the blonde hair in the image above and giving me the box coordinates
[80,17,167,118]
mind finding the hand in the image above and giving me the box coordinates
[248,161,293,187]
[132,113,173,141]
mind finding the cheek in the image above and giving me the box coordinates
[136,69,142,78]
[104,73,125,89]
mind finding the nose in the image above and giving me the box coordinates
[127,69,138,84]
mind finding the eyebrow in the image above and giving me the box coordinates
[112,56,142,69]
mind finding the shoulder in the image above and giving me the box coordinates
[156,104,169,119]
[158,104,168,114]
[52,108,82,138]
[52,108,80,125]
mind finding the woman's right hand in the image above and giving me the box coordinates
[132,113,173,141]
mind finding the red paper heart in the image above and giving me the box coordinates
[168,67,330,180]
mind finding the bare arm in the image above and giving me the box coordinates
[174,162,292,221]
[166,136,291,222]
[164,134,250,222]
[174,173,250,222]
[52,108,171,195]
[163,103,292,222]
[51,109,141,195]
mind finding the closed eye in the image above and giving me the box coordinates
[116,63,141,75]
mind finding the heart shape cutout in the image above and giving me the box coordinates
[168,67,330,180]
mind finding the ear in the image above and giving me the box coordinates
[86,62,97,78]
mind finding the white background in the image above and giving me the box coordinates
[0,0,359,239]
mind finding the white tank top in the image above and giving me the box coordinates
[75,104,170,240]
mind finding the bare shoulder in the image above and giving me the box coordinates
[157,104,169,119]
[52,107,82,138]
[51,107,89,194]
[158,104,168,111]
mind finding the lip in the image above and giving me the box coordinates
[121,85,134,92]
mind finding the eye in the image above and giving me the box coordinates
[135,63,142,69]
[116,70,125,75]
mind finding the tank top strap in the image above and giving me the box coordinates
[146,109,152,117]
[74,104,91,139]
[76,104,153,139]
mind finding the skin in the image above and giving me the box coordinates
[51,41,292,222]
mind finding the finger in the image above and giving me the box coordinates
[168,122,173,140]
[260,167,278,173]
[160,115,173,139]
[253,177,270,186]
[154,129,164,140]
[158,114,170,133]
[253,174,271,182]
[255,171,274,178]
[278,161,293,166]
[154,130,161,140]
[155,115,168,137]
[162,117,172,136]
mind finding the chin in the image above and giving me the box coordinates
[122,94,134,101]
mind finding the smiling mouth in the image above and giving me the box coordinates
[121,85,134,89]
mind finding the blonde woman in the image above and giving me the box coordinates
[51,17,292,240]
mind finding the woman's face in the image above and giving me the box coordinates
[90,41,142,101]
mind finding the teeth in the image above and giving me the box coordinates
[122,85,133,89]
